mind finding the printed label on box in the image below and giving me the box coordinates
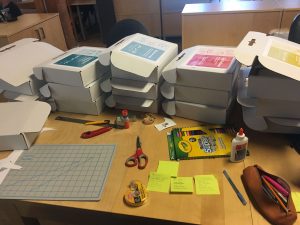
[186,54,234,68]
[268,46,300,68]
[121,41,165,61]
[54,54,98,67]
[76,49,103,57]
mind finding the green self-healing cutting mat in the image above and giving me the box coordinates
[0,144,116,201]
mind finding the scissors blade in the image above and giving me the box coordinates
[136,136,141,148]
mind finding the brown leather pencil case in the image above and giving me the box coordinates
[242,165,297,225]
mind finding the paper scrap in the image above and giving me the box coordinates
[292,192,300,212]
[0,150,23,185]
[157,161,179,177]
[147,172,170,193]
[155,117,176,131]
[194,175,220,195]
[170,177,194,193]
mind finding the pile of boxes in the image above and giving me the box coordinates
[35,46,111,115]
[236,31,300,133]
[100,33,178,113]
[161,45,239,124]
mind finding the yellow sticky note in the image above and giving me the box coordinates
[157,161,179,177]
[170,177,194,193]
[194,175,220,195]
[147,172,170,193]
[292,192,300,212]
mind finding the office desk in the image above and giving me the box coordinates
[0,110,300,225]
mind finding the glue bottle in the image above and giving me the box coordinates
[230,128,248,162]
[122,109,130,129]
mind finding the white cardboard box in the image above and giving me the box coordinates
[109,78,159,100]
[256,99,300,119]
[48,75,109,102]
[0,39,64,95]
[162,46,239,91]
[160,80,236,107]
[162,100,232,124]
[235,31,300,82]
[105,95,160,113]
[107,33,178,83]
[36,46,110,87]
[54,94,107,115]
[0,101,51,150]
[247,71,300,101]
[241,105,300,134]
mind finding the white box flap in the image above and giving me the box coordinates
[111,33,177,78]
[111,78,155,93]
[105,95,153,108]
[100,78,112,93]
[0,101,51,136]
[160,80,174,99]
[267,117,300,127]
[0,41,63,87]
[162,100,176,115]
[235,31,300,81]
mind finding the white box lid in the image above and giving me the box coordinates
[163,45,237,84]
[111,33,178,78]
[0,101,51,136]
[235,31,300,81]
[0,40,63,87]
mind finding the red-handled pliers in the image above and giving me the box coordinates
[125,136,148,169]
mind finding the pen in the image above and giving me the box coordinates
[223,169,247,205]
[261,176,289,214]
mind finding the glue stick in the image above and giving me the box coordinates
[230,128,248,162]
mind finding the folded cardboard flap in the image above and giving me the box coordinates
[0,101,51,150]
[235,31,300,82]
[105,95,154,108]
[0,41,63,87]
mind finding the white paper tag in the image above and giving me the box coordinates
[0,150,23,185]
[154,117,176,131]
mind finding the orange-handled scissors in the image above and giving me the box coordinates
[125,136,148,169]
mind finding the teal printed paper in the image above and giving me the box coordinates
[55,54,98,67]
[121,41,165,61]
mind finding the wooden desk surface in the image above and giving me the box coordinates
[1,110,300,225]
[0,13,59,37]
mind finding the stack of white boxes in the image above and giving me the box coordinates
[100,33,178,113]
[236,31,300,133]
[161,46,240,124]
[35,46,110,115]
[0,38,64,102]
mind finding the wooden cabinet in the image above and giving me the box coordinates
[181,0,300,49]
[0,13,67,50]
[113,0,161,37]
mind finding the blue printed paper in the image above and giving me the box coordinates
[55,54,98,67]
[121,41,165,61]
